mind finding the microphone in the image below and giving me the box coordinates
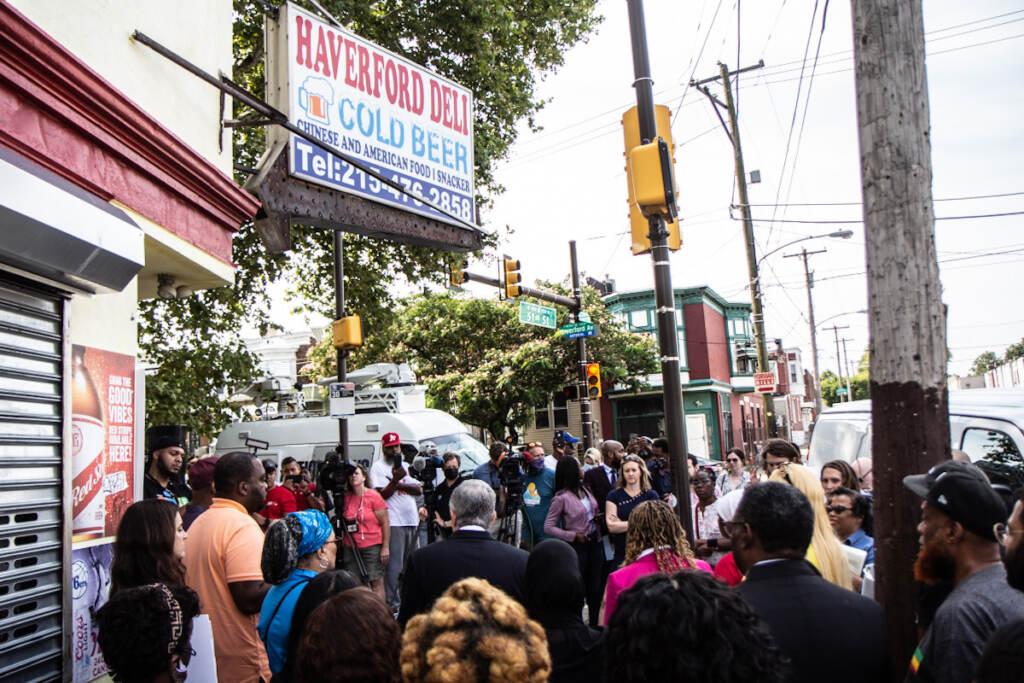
[412,455,426,472]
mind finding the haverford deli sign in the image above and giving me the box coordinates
[284,3,475,226]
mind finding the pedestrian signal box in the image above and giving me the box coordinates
[332,315,363,350]
[622,105,681,255]
[503,258,522,298]
[586,363,602,398]
[449,263,467,287]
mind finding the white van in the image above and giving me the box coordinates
[214,409,491,473]
[807,388,1024,473]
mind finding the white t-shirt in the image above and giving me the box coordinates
[544,454,559,471]
[370,459,420,527]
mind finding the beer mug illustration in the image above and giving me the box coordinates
[298,76,334,126]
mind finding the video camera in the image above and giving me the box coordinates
[410,442,444,484]
[317,450,356,495]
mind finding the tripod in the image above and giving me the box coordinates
[327,488,369,585]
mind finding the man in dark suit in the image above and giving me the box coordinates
[732,482,890,683]
[398,479,528,626]
[583,439,624,530]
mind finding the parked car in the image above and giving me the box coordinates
[807,388,1024,477]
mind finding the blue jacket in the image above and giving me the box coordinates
[258,568,316,673]
[845,527,875,570]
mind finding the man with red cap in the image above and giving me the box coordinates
[370,432,422,613]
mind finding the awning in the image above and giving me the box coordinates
[0,146,144,293]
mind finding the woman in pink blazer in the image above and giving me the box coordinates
[603,499,712,625]
[544,457,604,628]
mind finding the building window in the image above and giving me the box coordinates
[534,402,550,429]
[677,330,687,367]
[629,309,649,330]
[552,392,569,428]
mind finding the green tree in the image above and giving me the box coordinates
[1005,338,1024,362]
[139,1,601,438]
[819,350,870,406]
[309,285,659,440]
[970,351,1001,376]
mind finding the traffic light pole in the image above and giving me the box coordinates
[333,230,348,455]
[626,0,693,542]
[569,240,594,451]
[461,272,579,311]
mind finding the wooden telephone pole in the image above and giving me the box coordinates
[851,1,950,678]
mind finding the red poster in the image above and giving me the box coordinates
[71,345,135,542]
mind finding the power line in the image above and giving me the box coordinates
[732,209,1024,225]
[671,0,727,124]
[737,190,1024,207]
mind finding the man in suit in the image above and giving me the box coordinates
[398,479,528,626]
[732,482,889,683]
[584,439,624,526]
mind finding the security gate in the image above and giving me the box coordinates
[0,275,65,682]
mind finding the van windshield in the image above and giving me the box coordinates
[427,432,489,471]
[808,415,871,471]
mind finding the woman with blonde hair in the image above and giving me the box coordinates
[606,454,660,565]
[768,463,852,590]
[401,577,551,683]
[602,499,711,625]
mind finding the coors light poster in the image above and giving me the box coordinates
[71,345,135,542]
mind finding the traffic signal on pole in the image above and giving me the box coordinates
[621,105,681,255]
[586,363,602,398]
[503,258,522,298]
[449,262,466,287]
[332,315,363,350]
[561,385,579,401]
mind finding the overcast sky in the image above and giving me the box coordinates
[475,0,1024,378]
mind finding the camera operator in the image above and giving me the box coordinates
[370,432,422,614]
[473,442,523,545]
[433,453,466,538]
[281,457,323,512]
[647,437,674,500]
[545,430,579,471]
[522,443,556,549]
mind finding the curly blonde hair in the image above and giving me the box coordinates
[623,500,698,572]
[400,578,550,683]
[769,463,852,590]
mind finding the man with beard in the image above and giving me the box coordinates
[143,425,191,505]
[999,488,1024,591]
[371,432,422,614]
[904,461,1024,683]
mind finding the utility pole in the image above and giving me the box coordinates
[692,60,776,437]
[852,2,949,676]
[840,337,854,402]
[784,247,826,415]
[825,324,849,402]
[626,0,693,542]
[569,240,595,451]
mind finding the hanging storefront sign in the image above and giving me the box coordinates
[272,2,475,227]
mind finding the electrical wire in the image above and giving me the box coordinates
[732,210,1024,225]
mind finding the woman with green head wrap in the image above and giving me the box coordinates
[258,509,338,674]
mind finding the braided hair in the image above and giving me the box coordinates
[261,515,304,585]
[623,499,698,572]
[400,578,551,683]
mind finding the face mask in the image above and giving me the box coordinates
[583,464,595,472]
[443,468,459,481]
[528,458,545,474]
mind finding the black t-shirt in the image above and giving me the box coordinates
[143,473,192,506]
[433,475,466,521]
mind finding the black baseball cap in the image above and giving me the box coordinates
[903,461,1006,542]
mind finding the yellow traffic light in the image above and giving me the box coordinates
[449,263,466,287]
[503,258,522,298]
[622,105,681,255]
[586,363,602,398]
[332,315,363,350]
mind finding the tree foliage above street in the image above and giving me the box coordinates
[970,351,1002,376]
[138,0,601,439]
[820,351,870,406]
[306,284,659,440]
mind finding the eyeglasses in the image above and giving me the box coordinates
[722,520,748,535]
[826,505,853,514]
[623,455,643,464]
[994,523,1021,547]
[526,442,543,449]
[763,459,788,472]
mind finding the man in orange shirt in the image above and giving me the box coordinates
[185,451,270,682]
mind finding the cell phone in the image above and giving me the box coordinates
[286,474,304,483]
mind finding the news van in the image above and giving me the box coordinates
[214,363,490,473]
[807,388,1024,473]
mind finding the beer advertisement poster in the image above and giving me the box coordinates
[282,2,475,226]
[71,542,113,682]
[71,345,136,542]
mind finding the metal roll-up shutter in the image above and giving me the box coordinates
[0,276,64,682]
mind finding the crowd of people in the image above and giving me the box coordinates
[94,426,1024,682]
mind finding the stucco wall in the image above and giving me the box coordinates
[10,0,234,175]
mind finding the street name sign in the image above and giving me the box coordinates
[753,372,776,393]
[519,301,557,329]
[559,321,597,339]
